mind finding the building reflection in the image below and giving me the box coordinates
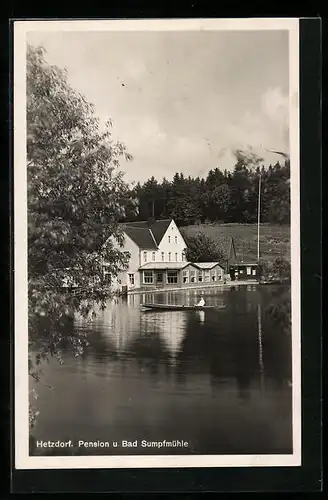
[139,310,187,368]
[71,285,290,395]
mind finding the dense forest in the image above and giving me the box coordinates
[123,159,290,226]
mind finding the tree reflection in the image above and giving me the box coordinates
[171,286,291,393]
[49,285,292,392]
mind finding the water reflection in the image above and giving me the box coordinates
[30,285,292,456]
[258,303,265,393]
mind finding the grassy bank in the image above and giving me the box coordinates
[180,223,290,263]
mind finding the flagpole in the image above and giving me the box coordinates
[257,173,261,263]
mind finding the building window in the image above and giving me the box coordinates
[143,251,147,263]
[204,270,210,282]
[182,252,185,261]
[211,271,216,282]
[247,267,251,275]
[156,272,163,283]
[175,236,177,244]
[143,270,153,284]
[128,273,134,285]
[167,271,178,284]
[217,273,222,280]
[198,271,203,282]
[252,269,256,276]
[152,252,156,262]
[168,252,171,261]
[161,252,165,261]
[175,252,178,261]
[190,269,196,282]
[183,270,189,283]
[168,236,171,243]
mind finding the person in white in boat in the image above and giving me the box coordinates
[196,295,205,307]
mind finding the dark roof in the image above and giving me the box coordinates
[123,226,158,250]
[193,262,225,270]
[216,236,255,263]
[122,219,172,247]
[215,235,235,260]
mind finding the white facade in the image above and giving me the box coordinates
[116,232,141,290]
[105,219,187,291]
[103,232,141,291]
[139,219,187,266]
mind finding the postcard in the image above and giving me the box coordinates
[14,18,301,470]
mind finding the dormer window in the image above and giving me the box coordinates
[168,236,171,243]
[143,251,147,262]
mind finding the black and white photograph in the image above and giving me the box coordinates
[14,18,301,469]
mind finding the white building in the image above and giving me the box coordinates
[106,218,188,291]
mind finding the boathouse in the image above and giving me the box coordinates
[229,262,259,281]
[216,235,259,281]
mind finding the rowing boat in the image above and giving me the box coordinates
[141,303,217,311]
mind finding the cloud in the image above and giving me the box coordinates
[123,59,148,81]
[261,87,289,127]
[27,30,289,182]
[220,87,289,159]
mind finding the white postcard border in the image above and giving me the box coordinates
[14,17,301,470]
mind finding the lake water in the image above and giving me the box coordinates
[30,284,293,456]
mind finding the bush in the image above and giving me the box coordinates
[259,256,290,281]
[184,232,225,263]
[272,256,291,281]
[258,259,273,280]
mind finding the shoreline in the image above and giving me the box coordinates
[126,280,259,296]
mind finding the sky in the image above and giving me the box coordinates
[27,29,290,184]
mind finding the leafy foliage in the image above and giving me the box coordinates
[259,256,291,281]
[183,232,225,263]
[272,256,291,281]
[27,45,135,319]
[127,161,290,226]
[27,45,135,427]
[182,223,290,264]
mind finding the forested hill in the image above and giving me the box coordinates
[122,160,290,226]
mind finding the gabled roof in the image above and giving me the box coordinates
[123,226,158,250]
[148,219,172,245]
[121,219,172,249]
[214,235,236,261]
[193,262,225,270]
